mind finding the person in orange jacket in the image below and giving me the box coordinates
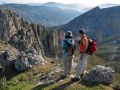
[72,29,89,81]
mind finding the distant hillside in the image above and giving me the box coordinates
[99,3,119,8]
[40,2,90,11]
[61,6,120,39]
[0,4,80,27]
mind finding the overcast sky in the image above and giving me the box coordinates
[0,0,120,6]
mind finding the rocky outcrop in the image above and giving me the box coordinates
[0,9,59,72]
[30,24,59,58]
[0,9,59,58]
[0,47,19,72]
[15,48,46,71]
[83,65,114,84]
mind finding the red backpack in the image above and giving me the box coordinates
[86,39,97,55]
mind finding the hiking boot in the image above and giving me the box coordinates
[71,77,80,82]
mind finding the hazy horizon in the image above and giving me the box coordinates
[0,0,120,7]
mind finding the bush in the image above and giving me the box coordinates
[0,76,8,90]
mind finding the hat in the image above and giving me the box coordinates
[65,31,73,37]
[79,29,85,34]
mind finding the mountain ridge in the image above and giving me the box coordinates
[0,4,80,27]
[61,5,120,37]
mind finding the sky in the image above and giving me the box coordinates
[0,0,120,6]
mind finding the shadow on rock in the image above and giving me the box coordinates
[0,64,27,80]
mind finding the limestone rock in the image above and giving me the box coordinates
[83,65,114,84]
[14,48,47,71]
[0,9,59,72]
[14,51,31,71]
[0,9,59,58]
[0,47,19,72]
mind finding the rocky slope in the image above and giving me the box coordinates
[0,9,59,71]
[0,9,59,56]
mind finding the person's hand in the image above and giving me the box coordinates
[73,36,80,41]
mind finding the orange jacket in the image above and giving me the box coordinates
[79,35,89,53]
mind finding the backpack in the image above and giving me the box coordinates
[86,39,97,55]
[64,40,74,56]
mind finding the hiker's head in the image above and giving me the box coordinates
[79,29,85,37]
[65,31,73,38]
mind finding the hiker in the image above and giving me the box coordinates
[72,29,89,81]
[61,31,75,79]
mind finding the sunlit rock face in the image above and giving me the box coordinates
[83,65,114,84]
[0,9,59,71]
[0,9,59,57]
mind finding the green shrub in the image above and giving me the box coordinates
[0,76,8,90]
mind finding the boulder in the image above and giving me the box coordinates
[83,65,114,84]
[0,48,19,72]
[14,48,47,71]
[14,51,31,71]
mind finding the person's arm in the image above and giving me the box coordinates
[71,39,74,46]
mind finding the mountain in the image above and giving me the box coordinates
[41,2,90,11]
[0,4,80,27]
[61,6,120,60]
[61,6,120,38]
[99,3,119,9]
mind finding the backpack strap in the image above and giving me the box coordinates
[64,40,72,47]
[64,39,74,56]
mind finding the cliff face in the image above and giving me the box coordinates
[0,9,59,58]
